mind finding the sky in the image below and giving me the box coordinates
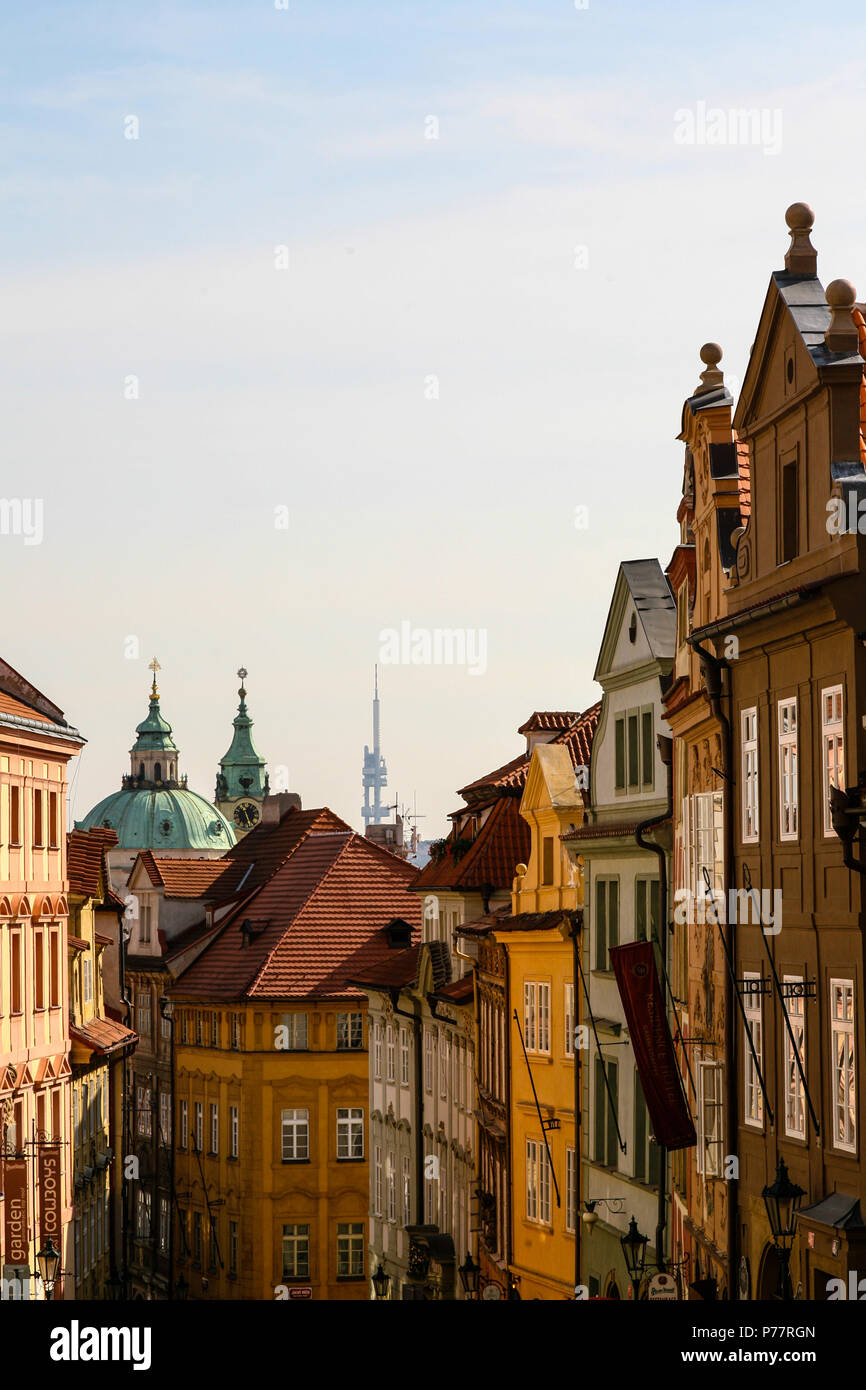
[3,0,866,839]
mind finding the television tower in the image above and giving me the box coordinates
[362,666,389,827]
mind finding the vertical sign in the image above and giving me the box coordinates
[3,1159,28,1266]
[39,1143,61,1245]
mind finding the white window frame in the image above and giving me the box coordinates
[696,1058,724,1176]
[439,1031,449,1098]
[742,973,764,1129]
[209,1102,219,1155]
[783,975,806,1140]
[777,697,798,841]
[822,685,845,837]
[741,707,759,843]
[386,1024,395,1082]
[194,1101,203,1153]
[281,1107,309,1162]
[830,978,856,1153]
[564,982,575,1057]
[230,1105,239,1158]
[374,1144,383,1215]
[424,1030,434,1094]
[524,981,550,1055]
[336,1106,364,1160]
[525,1139,552,1226]
[400,1027,410,1086]
[180,1098,188,1149]
[373,1020,383,1079]
[565,1146,577,1233]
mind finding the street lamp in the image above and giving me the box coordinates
[762,1159,805,1300]
[620,1216,649,1300]
[458,1252,480,1298]
[36,1235,62,1301]
[372,1262,391,1300]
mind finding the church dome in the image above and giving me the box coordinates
[77,661,236,853]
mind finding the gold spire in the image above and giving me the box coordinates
[148,656,161,699]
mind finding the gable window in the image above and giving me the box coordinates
[821,685,844,837]
[627,713,640,788]
[614,716,626,791]
[593,1056,618,1167]
[696,1059,724,1176]
[641,711,654,787]
[594,878,619,971]
[541,836,554,886]
[777,698,798,840]
[743,973,764,1129]
[523,982,550,1054]
[634,878,659,944]
[783,976,806,1140]
[741,708,759,842]
[780,457,798,563]
[281,1108,309,1162]
[830,979,856,1153]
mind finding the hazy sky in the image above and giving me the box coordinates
[3,0,866,838]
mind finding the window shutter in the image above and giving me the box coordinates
[642,711,654,785]
[607,1060,619,1168]
[595,879,607,971]
[608,880,619,951]
[594,1059,606,1163]
[615,718,625,790]
[628,715,639,787]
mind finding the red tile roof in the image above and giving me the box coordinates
[351,940,451,993]
[170,827,422,1003]
[434,975,474,1004]
[0,689,57,724]
[459,908,580,936]
[562,820,647,842]
[67,826,118,899]
[71,1016,138,1056]
[137,853,228,898]
[736,438,751,520]
[517,711,581,735]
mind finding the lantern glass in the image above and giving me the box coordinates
[761,1159,804,1243]
[620,1216,648,1283]
[458,1252,480,1295]
[37,1235,61,1287]
[372,1262,390,1299]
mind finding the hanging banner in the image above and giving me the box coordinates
[39,1143,61,1245]
[3,1158,29,1265]
[610,940,696,1151]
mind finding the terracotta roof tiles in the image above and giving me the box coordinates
[67,826,118,899]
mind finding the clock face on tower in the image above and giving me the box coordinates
[233,800,260,830]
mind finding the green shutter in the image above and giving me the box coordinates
[634,1073,647,1182]
[615,718,625,790]
[608,880,619,951]
[635,879,647,942]
[642,711,654,785]
[628,715,639,787]
[607,1060,619,1168]
[595,879,607,970]
[594,1059,606,1163]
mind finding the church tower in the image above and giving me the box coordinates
[215,667,269,836]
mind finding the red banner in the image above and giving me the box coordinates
[609,941,696,1151]
[39,1143,61,1245]
[3,1158,29,1265]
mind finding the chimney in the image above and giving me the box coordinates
[260,792,302,825]
[824,279,859,354]
[694,342,724,395]
[784,202,817,276]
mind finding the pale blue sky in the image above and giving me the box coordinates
[3,0,865,836]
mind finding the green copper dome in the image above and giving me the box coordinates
[78,786,235,852]
[78,660,236,852]
[215,668,268,802]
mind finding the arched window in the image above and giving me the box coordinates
[139,763,144,780]
[154,762,162,782]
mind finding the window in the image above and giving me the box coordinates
[136,1084,152,1139]
[210,1103,219,1155]
[567,1145,578,1234]
[614,716,625,791]
[179,1099,188,1149]
[373,1020,383,1079]
[10,785,20,843]
[402,1153,411,1226]
[276,1010,308,1051]
[523,982,550,1053]
[337,1107,364,1159]
[337,1012,363,1050]
[374,1145,383,1214]
[740,707,759,842]
[439,1032,449,1097]
[49,930,60,1008]
[400,1027,410,1085]
[196,1011,204,1045]
[336,1223,364,1278]
[525,1139,551,1225]
[231,1013,242,1050]
[691,791,724,899]
[10,930,21,1012]
[634,878,659,944]
[541,836,554,886]
[136,988,151,1038]
[160,1009,171,1042]
[696,1059,724,1176]
[564,982,575,1057]
[282,1224,310,1279]
[593,1057,618,1167]
[594,878,619,971]
[281,1108,309,1161]
[33,789,44,846]
[83,958,93,1006]
[742,972,763,1128]
[780,457,798,562]
[627,713,639,788]
[158,1197,170,1254]
[229,1222,239,1277]
[136,1190,152,1240]
[49,791,59,847]
[209,1217,219,1271]
[140,904,151,945]
[386,1025,395,1081]
[822,686,844,836]
[193,1211,203,1265]
[777,698,798,840]
[642,711,654,787]
[424,1030,434,1093]
[633,1072,661,1185]
[210,1011,219,1047]
[783,976,806,1140]
[830,979,856,1153]
[194,1101,203,1153]
[159,1091,171,1144]
[34,931,45,1010]
[386,1153,396,1222]
[230,1105,239,1158]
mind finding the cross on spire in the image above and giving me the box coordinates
[148,656,161,697]
[237,666,248,682]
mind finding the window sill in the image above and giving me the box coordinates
[336,1157,365,1163]
[281,1158,310,1165]
[336,1275,366,1283]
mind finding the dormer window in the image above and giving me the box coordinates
[628,613,637,644]
[385,918,413,949]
